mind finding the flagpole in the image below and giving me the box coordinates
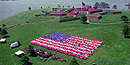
[81,7,82,12]
[81,0,83,12]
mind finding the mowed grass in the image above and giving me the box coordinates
[2,8,128,25]
[0,9,130,65]
[88,11,130,23]
[60,15,81,20]
[0,9,50,26]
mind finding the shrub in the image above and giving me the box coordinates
[121,15,129,21]
[20,55,29,65]
[80,16,87,24]
[69,57,79,65]
[28,45,35,56]
[122,25,129,36]
[0,29,8,38]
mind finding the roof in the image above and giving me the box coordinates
[0,38,6,42]
[10,42,18,47]
[15,50,24,55]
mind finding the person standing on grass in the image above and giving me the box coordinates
[93,63,97,65]
[40,57,42,60]
[83,61,85,64]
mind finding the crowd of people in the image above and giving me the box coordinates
[51,56,66,62]
[34,49,44,56]
[44,32,72,42]
[34,49,52,58]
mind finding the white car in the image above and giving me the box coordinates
[10,41,20,49]
[0,38,6,43]
[15,50,25,57]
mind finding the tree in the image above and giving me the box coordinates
[87,5,91,8]
[0,29,8,36]
[100,2,110,9]
[93,2,100,9]
[63,6,64,8]
[0,24,8,38]
[20,55,29,65]
[104,3,110,9]
[48,6,50,8]
[0,28,1,32]
[89,6,92,8]
[58,4,61,8]
[69,57,79,65]
[122,25,129,37]
[2,24,6,27]
[28,7,31,10]
[28,45,35,56]
[81,16,87,24]
[68,6,70,8]
[121,15,129,21]
[73,6,75,8]
[113,5,117,9]
[0,28,1,38]
[94,2,110,9]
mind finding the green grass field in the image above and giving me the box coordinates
[0,9,130,65]
[88,11,130,23]
[60,15,81,20]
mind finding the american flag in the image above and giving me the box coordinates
[82,2,88,9]
[30,32,104,59]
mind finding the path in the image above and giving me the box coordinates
[39,21,130,27]
[1,17,59,30]
[1,19,129,30]
[89,21,128,25]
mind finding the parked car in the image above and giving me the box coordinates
[0,38,6,43]
[10,41,21,49]
[15,50,25,57]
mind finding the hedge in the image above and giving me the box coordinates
[48,14,67,16]
[59,18,80,23]
[87,16,102,19]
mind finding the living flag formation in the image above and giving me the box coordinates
[30,32,104,59]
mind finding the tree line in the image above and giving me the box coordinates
[28,2,119,10]
[93,2,118,9]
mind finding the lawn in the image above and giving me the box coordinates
[86,10,130,23]
[0,8,130,65]
[88,11,130,23]
[87,14,100,17]
[60,15,81,20]
[26,16,57,22]
[0,9,50,26]
[86,10,119,17]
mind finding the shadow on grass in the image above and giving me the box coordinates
[0,42,7,44]
[127,36,130,38]
[83,22,89,24]
[30,53,38,57]
[123,36,130,38]
[23,62,33,65]
[2,35,10,38]
[124,22,130,23]
[27,62,33,65]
